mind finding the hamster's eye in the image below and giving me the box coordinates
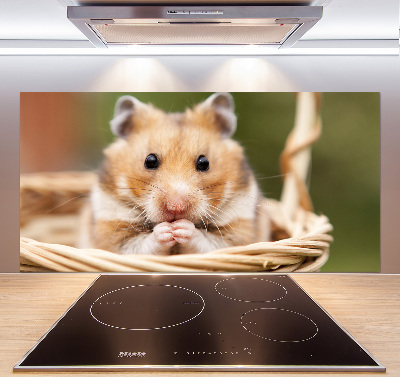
[144,154,159,170]
[196,155,209,172]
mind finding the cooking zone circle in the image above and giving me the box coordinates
[215,278,287,302]
[241,308,319,342]
[90,284,205,330]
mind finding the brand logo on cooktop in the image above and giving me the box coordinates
[118,351,146,358]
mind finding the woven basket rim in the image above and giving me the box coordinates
[20,187,333,273]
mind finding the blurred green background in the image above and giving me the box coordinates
[21,92,380,272]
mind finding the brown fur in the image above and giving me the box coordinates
[91,219,149,253]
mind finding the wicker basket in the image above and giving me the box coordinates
[20,93,333,273]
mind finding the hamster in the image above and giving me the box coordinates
[83,93,269,255]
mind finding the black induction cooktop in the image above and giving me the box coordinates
[14,274,385,372]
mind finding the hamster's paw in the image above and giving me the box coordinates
[172,219,228,254]
[171,219,199,245]
[152,222,177,249]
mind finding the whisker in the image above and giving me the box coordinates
[207,203,234,225]
[205,189,261,201]
[45,193,89,214]
[116,187,153,192]
[194,209,208,233]
[196,182,228,192]
[206,208,242,243]
[198,177,254,192]
[125,176,167,195]
[207,207,235,231]
[197,195,266,209]
[206,204,250,245]
[212,198,266,207]
[112,204,142,240]
[203,211,224,239]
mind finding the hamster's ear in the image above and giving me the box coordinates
[110,95,146,139]
[200,92,237,138]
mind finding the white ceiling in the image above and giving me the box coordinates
[0,0,398,46]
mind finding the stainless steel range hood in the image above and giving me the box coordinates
[67,5,322,48]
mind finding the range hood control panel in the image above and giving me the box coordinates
[167,10,223,15]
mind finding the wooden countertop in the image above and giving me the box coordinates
[1,273,399,376]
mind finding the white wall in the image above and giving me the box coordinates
[2,54,399,272]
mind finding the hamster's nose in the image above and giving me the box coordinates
[166,196,188,214]
[165,181,190,214]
